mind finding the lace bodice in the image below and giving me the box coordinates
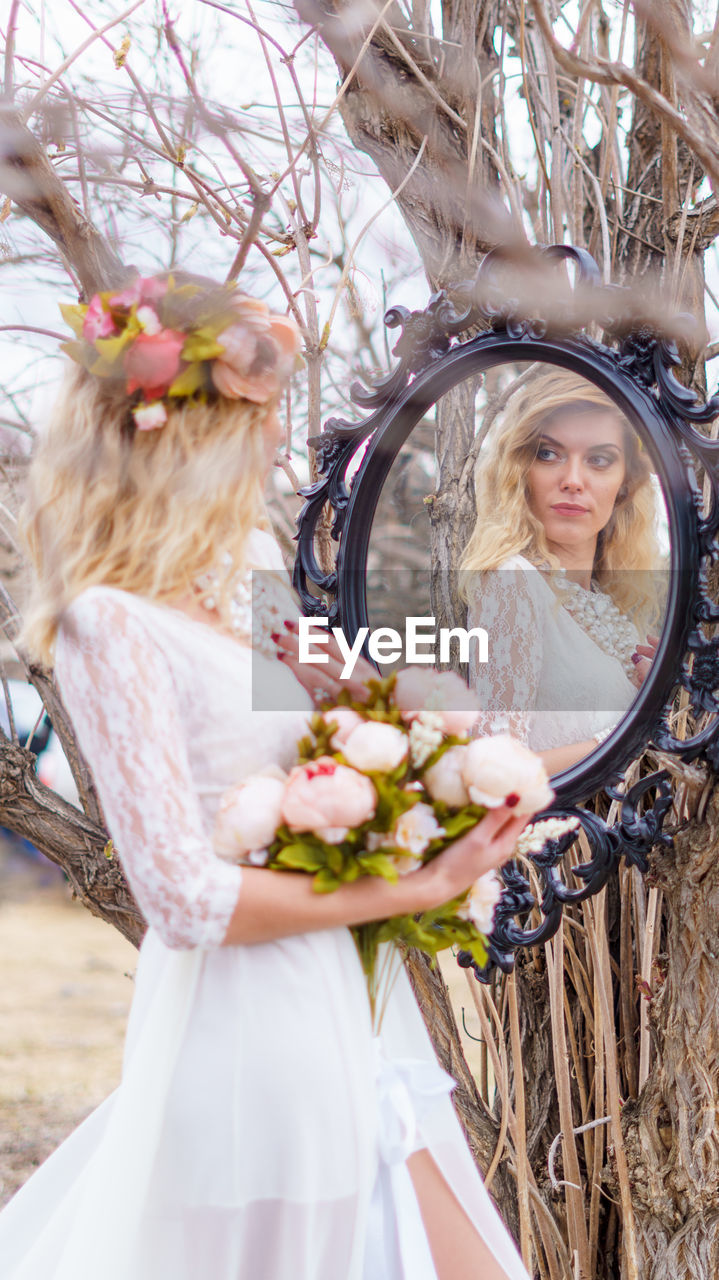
[54,530,313,951]
[467,554,640,751]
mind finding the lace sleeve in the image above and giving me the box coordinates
[467,564,544,745]
[54,590,242,951]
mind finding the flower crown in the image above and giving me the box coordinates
[60,274,301,431]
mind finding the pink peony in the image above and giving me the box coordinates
[340,721,408,774]
[460,734,553,815]
[124,329,185,399]
[133,401,167,431]
[108,276,168,310]
[138,276,169,300]
[212,313,301,404]
[213,773,286,860]
[457,871,503,934]
[108,280,143,310]
[423,746,471,808]
[392,803,445,856]
[394,667,481,736]
[82,294,117,342]
[281,756,376,841]
[322,706,364,749]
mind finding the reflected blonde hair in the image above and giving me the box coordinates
[21,361,274,664]
[459,368,663,629]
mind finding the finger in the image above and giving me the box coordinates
[472,804,522,841]
[282,621,377,682]
[647,633,660,646]
[274,627,351,685]
[276,650,337,700]
[273,629,375,702]
[494,814,533,849]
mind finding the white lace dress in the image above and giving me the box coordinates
[0,531,529,1280]
[468,554,640,751]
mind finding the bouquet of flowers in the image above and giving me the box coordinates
[213,667,554,1024]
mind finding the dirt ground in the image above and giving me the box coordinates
[0,842,487,1213]
[0,844,137,1209]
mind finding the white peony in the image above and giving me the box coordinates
[390,851,425,876]
[457,871,503,935]
[460,734,553,815]
[423,746,471,808]
[408,711,444,768]
[213,772,286,860]
[341,721,408,773]
[392,803,445,856]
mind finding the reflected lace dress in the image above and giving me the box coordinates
[468,554,640,750]
[0,535,530,1280]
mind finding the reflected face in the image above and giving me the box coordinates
[526,411,626,555]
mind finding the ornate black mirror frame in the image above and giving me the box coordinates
[292,246,719,978]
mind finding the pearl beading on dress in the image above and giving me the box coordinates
[551,572,637,679]
[195,552,290,657]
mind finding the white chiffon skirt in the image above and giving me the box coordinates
[0,927,530,1280]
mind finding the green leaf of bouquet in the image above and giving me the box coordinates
[355,852,399,882]
[327,845,344,875]
[274,843,324,872]
[439,806,488,841]
[313,867,339,893]
[370,772,419,830]
[59,303,87,337]
[341,860,361,882]
[463,934,488,967]
[168,361,205,397]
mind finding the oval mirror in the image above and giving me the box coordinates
[364,361,671,789]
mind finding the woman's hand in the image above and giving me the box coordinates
[272,619,378,705]
[630,632,659,688]
[412,804,529,912]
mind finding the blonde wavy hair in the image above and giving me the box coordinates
[459,367,664,630]
[21,360,275,665]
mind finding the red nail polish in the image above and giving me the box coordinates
[631,652,641,664]
[276,651,286,661]
[505,793,520,808]
[270,631,280,643]
[283,619,297,631]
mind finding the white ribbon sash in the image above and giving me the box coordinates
[363,1039,456,1280]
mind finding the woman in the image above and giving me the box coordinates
[460,367,664,774]
[0,273,532,1280]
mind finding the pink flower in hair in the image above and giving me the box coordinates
[212,312,301,404]
[124,329,185,400]
[108,280,142,310]
[109,276,168,310]
[82,294,117,342]
[138,276,169,301]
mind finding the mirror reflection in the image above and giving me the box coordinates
[365,363,670,776]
